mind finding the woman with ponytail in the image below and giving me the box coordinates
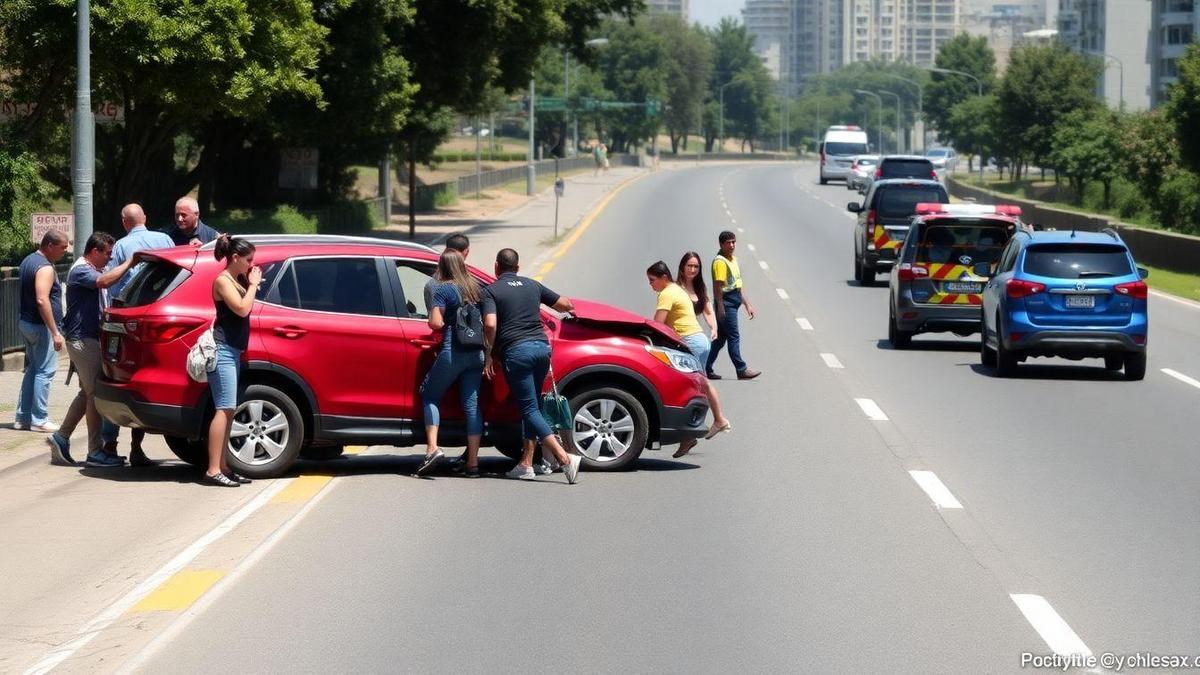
[205,234,260,487]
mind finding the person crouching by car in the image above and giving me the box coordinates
[415,249,487,478]
[204,235,260,488]
[645,261,732,458]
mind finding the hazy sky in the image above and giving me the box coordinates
[689,0,744,27]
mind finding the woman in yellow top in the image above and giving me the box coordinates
[646,261,732,458]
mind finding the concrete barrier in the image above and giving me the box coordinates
[946,177,1200,276]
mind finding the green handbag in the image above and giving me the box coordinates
[541,363,573,431]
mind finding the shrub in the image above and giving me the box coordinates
[1111,180,1147,220]
[1155,171,1200,234]
[0,151,52,266]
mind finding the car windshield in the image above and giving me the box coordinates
[926,150,949,157]
[881,159,934,178]
[825,142,869,156]
[1022,244,1133,279]
[875,186,948,219]
[915,222,1009,266]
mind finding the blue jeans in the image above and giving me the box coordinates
[707,289,747,374]
[680,332,711,372]
[209,342,243,410]
[420,348,485,435]
[16,320,58,426]
[502,341,553,441]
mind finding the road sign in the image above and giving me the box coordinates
[30,213,74,245]
[279,148,319,190]
[0,100,125,124]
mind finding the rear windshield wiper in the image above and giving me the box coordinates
[1075,271,1118,278]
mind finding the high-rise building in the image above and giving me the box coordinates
[744,0,792,80]
[1058,0,1153,110]
[1152,0,1197,106]
[840,0,963,68]
[791,0,845,77]
[647,0,690,18]
[961,1,1055,70]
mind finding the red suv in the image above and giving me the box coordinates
[94,236,710,477]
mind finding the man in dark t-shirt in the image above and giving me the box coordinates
[482,248,581,483]
[165,196,219,246]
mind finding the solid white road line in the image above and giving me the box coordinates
[796,317,813,330]
[1161,368,1200,390]
[1150,289,1200,311]
[1010,594,1093,659]
[776,288,789,300]
[23,480,290,675]
[820,353,844,369]
[907,470,963,509]
[854,398,889,421]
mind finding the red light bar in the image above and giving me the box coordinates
[914,203,947,215]
[995,205,1022,217]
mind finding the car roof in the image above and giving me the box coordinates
[1021,230,1126,246]
[870,178,945,188]
[880,155,933,161]
[141,235,441,268]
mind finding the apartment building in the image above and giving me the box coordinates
[792,0,845,76]
[1058,0,1153,110]
[744,0,792,80]
[841,0,962,67]
[647,0,690,17]
[1152,0,1197,105]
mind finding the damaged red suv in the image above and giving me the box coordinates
[94,236,710,477]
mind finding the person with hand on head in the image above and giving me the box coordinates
[708,230,761,381]
[415,249,487,478]
[482,248,582,483]
[14,230,70,433]
[647,260,732,459]
[204,235,260,487]
[167,196,219,247]
[47,232,138,467]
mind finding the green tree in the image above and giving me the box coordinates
[659,19,713,154]
[0,151,51,265]
[704,18,775,152]
[1165,42,1200,174]
[997,44,1102,180]
[594,16,669,152]
[1049,108,1122,207]
[925,35,997,143]
[945,94,999,174]
[1118,109,1200,230]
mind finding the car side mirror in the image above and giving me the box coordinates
[847,202,863,213]
[973,262,991,277]
[1138,267,1149,280]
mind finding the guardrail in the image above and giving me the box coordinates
[946,177,1200,276]
[1,263,70,355]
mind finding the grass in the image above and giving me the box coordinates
[959,175,1161,229]
[1144,264,1200,303]
[206,202,379,236]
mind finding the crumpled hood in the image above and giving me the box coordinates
[565,299,685,347]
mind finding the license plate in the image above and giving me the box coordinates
[106,336,120,358]
[944,282,982,293]
[1065,295,1096,308]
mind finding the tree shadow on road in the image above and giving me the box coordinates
[963,362,1128,382]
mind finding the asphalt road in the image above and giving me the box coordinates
[137,162,1200,673]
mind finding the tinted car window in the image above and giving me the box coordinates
[116,260,191,308]
[880,159,934,178]
[916,222,1009,266]
[825,142,869,155]
[285,257,384,316]
[874,186,949,219]
[1022,244,1133,279]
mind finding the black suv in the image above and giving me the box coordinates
[875,155,938,181]
[848,179,949,285]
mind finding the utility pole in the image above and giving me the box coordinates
[877,90,902,154]
[527,78,536,196]
[885,74,925,153]
[72,0,93,257]
[854,89,884,154]
[474,115,481,199]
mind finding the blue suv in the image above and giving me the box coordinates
[980,229,1149,380]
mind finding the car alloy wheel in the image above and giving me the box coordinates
[226,384,304,477]
[565,386,649,471]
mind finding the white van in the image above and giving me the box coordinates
[819,126,870,184]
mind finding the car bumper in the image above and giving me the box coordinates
[895,296,982,334]
[865,248,899,269]
[657,397,710,446]
[822,165,852,179]
[94,379,204,437]
[1005,327,1147,356]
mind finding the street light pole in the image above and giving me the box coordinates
[72,0,94,257]
[885,74,924,153]
[877,90,902,154]
[527,78,536,196]
[854,89,884,154]
[564,51,571,157]
[927,67,984,179]
[718,81,735,154]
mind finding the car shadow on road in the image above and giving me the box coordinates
[875,339,978,353]
[963,362,1128,382]
[844,279,889,289]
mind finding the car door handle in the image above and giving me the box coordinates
[409,337,439,349]
[273,326,308,339]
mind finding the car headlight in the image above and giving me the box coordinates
[646,345,702,373]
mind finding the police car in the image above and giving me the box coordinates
[887,203,1025,348]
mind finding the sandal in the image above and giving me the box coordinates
[673,438,698,459]
[205,472,240,487]
[704,421,733,440]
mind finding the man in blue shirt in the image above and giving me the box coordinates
[165,196,219,246]
[100,204,175,465]
[47,232,136,466]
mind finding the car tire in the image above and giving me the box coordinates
[1124,351,1147,381]
[563,386,648,471]
[860,263,875,286]
[853,254,863,283]
[888,306,912,349]
[995,315,1019,377]
[226,384,305,479]
[819,175,828,185]
[164,435,206,468]
[980,329,997,368]
[1103,355,1123,371]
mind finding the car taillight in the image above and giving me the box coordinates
[866,209,876,228]
[1114,280,1147,299]
[931,170,938,179]
[820,150,826,165]
[897,263,929,281]
[875,167,882,178]
[1006,279,1046,299]
[125,317,206,343]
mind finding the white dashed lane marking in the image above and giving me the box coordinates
[1161,368,1200,390]
[820,353,843,369]
[775,288,789,300]
[737,227,745,233]
[796,318,813,330]
[1010,594,1093,660]
[907,470,963,509]
[758,260,769,270]
[854,398,889,421]
[747,244,756,252]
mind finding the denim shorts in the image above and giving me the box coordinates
[680,332,711,372]
[210,342,242,410]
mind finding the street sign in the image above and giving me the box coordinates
[30,213,74,245]
[279,148,319,190]
[0,100,125,124]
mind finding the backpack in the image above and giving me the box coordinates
[453,302,485,349]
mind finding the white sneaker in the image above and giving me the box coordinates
[12,421,29,431]
[505,465,536,480]
[563,454,582,484]
[534,458,560,475]
[30,421,59,433]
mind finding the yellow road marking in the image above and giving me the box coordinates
[271,475,332,504]
[342,445,368,455]
[131,570,224,612]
